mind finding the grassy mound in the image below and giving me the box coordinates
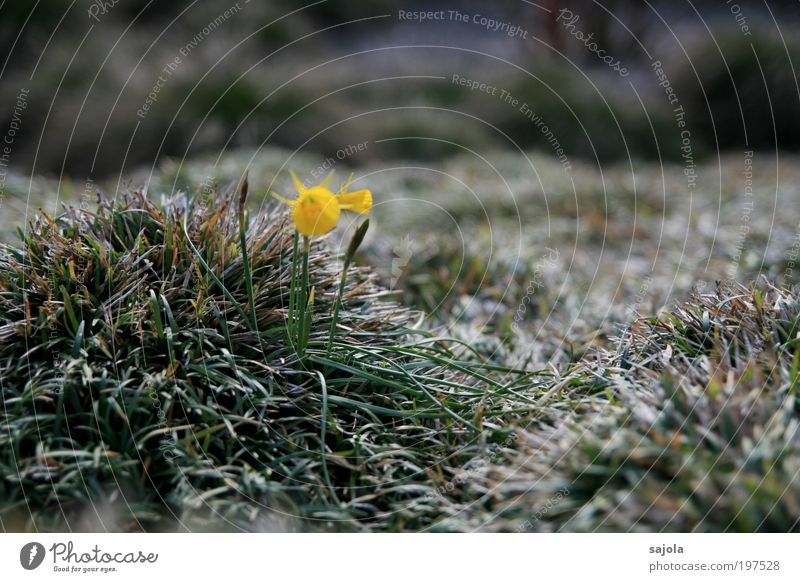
[2,181,798,533]
[0,189,538,532]
[473,281,800,532]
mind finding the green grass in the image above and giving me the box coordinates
[468,281,800,532]
[0,186,544,532]
[2,150,800,532]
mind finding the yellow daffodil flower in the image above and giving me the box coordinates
[272,170,372,237]
[336,173,372,215]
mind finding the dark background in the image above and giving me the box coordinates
[1,0,799,179]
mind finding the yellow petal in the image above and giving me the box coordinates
[319,170,335,190]
[337,189,372,214]
[271,191,295,206]
[338,173,354,194]
[292,187,340,237]
[289,169,306,195]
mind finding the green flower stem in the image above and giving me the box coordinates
[292,235,310,359]
[287,231,300,342]
[326,219,369,356]
[326,260,349,356]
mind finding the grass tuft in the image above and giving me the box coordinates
[0,187,540,532]
[469,281,800,532]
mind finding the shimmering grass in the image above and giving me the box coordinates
[0,187,544,532]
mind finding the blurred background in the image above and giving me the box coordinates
[1,0,799,179]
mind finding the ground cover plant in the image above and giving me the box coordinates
[1,150,799,532]
[0,184,541,532]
